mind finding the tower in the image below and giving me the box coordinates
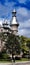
[2,19,11,50]
[10,9,19,35]
[3,19,9,29]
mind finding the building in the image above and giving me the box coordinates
[0,9,19,52]
[10,9,19,35]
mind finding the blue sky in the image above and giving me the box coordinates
[0,0,30,38]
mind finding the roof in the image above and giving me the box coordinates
[10,9,19,26]
[3,19,9,25]
[2,19,10,29]
[10,17,19,26]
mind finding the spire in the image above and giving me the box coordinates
[10,9,19,26]
[13,9,16,13]
[12,9,16,17]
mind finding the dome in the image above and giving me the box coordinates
[10,17,19,26]
[10,9,19,26]
[3,19,10,29]
[3,19,9,25]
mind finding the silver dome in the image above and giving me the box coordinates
[10,9,19,26]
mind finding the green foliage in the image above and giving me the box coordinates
[5,33,20,55]
[27,41,30,49]
[19,36,30,55]
[0,31,30,59]
[2,53,9,59]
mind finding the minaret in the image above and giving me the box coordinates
[3,19,9,29]
[10,9,19,35]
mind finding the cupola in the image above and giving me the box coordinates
[3,19,9,29]
[10,9,19,34]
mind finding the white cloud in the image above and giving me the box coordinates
[18,19,30,37]
[0,2,16,18]
[17,6,30,37]
[17,7,30,17]
[0,18,4,25]
[18,29,30,37]
[17,7,30,37]
[19,19,30,29]
[17,7,28,16]
[18,0,26,4]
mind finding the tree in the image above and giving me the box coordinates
[20,36,29,58]
[26,40,30,58]
[0,31,8,53]
[27,41,30,49]
[5,33,20,60]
